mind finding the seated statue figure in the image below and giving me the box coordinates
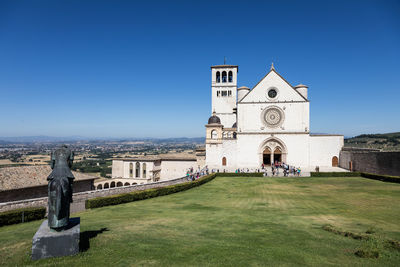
[47,145,75,230]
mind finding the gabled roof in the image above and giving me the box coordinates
[239,66,308,103]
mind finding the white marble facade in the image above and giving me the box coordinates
[206,64,343,171]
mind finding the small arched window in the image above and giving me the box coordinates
[222,71,227,83]
[211,130,217,139]
[142,163,147,178]
[216,71,220,83]
[129,163,133,178]
[135,162,140,178]
[222,157,227,166]
[228,71,233,82]
[233,132,237,139]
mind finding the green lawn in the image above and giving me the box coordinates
[1,177,400,266]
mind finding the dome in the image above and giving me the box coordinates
[208,112,221,124]
[232,122,237,128]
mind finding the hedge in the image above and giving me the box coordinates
[214,172,263,177]
[311,172,361,177]
[0,207,46,227]
[86,173,217,209]
[360,172,400,184]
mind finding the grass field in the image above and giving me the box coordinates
[1,176,400,266]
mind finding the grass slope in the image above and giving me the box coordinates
[1,177,400,266]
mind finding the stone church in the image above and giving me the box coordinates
[205,64,343,171]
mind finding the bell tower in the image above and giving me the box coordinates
[211,64,238,128]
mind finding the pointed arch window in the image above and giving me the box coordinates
[222,71,227,83]
[135,162,140,178]
[222,157,227,166]
[129,163,133,178]
[216,71,221,83]
[228,71,233,82]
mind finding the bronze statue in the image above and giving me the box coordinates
[47,145,75,230]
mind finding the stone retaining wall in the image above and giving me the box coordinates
[339,149,400,176]
[0,176,188,213]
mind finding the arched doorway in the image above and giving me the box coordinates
[97,184,102,190]
[222,157,227,166]
[259,138,287,166]
[104,183,109,189]
[273,147,282,164]
[263,147,271,165]
[332,156,338,167]
[110,181,116,188]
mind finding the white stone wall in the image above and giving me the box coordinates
[236,133,310,169]
[206,139,237,171]
[160,160,198,181]
[111,160,124,178]
[240,70,306,103]
[309,135,344,167]
[237,102,309,133]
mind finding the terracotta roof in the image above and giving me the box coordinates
[0,165,97,191]
[116,155,196,162]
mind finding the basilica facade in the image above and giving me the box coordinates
[205,64,343,170]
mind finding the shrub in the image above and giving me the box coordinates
[311,172,361,177]
[0,207,46,227]
[360,172,400,184]
[86,174,217,209]
[214,172,263,177]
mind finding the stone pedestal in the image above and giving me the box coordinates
[32,217,80,260]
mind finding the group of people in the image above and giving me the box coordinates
[186,162,302,179]
[261,162,301,177]
[186,166,209,181]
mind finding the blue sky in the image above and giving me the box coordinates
[0,0,399,138]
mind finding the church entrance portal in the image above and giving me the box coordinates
[260,138,287,166]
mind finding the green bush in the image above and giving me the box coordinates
[360,172,400,184]
[214,172,263,177]
[86,174,217,209]
[310,172,360,177]
[0,207,46,227]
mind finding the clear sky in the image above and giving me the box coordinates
[0,0,399,138]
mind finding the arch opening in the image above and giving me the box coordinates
[216,71,220,83]
[222,157,227,166]
[129,163,133,178]
[259,138,287,166]
[110,181,116,188]
[228,71,233,82]
[124,182,130,186]
[135,162,140,178]
[104,183,109,189]
[97,184,103,190]
[142,163,147,178]
[117,182,123,187]
[332,156,338,167]
[222,71,227,83]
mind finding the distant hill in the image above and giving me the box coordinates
[345,132,400,151]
